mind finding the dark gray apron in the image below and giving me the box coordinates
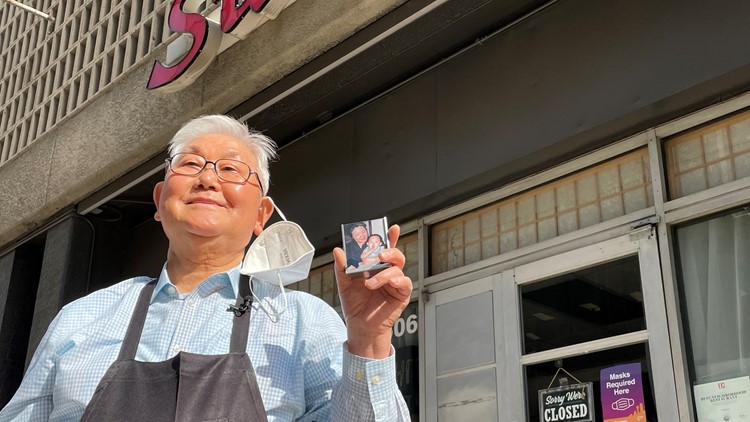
[81,276,268,421]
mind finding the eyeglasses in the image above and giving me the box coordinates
[165,153,263,191]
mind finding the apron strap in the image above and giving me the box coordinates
[118,279,158,360]
[229,274,252,353]
[118,275,251,360]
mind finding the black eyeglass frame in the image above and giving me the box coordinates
[165,153,264,192]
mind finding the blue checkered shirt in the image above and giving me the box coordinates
[0,266,410,421]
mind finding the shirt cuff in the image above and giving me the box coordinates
[341,343,398,420]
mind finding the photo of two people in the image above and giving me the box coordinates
[342,217,391,276]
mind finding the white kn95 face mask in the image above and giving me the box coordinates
[240,200,314,320]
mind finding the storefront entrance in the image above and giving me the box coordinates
[425,228,679,421]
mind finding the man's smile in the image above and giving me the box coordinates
[186,197,226,207]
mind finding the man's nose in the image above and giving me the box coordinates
[196,162,220,189]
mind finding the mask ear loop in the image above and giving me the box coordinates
[248,273,289,323]
[266,197,287,222]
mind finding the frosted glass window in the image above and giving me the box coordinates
[480,210,499,260]
[666,109,750,199]
[736,153,750,179]
[538,218,557,242]
[480,210,498,236]
[290,233,420,304]
[309,275,322,296]
[436,292,494,374]
[464,218,480,244]
[555,184,576,212]
[518,224,537,247]
[396,233,420,282]
[537,190,555,218]
[431,149,652,274]
[623,189,648,214]
[482,236,498,260]
[287,264,338,308]
[601,196,624,221]
[518,197,536,225]
[620,159,646,189]
[499,204,516,231]
[557,211,578,235]
[577,176,598,204]
[598,167,621,197]
[500,231,517,254]
[438,368,497,422]
[321,270,336,306]
[465,243,481,266]
[464,219,482,266]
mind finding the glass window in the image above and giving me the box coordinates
[674,208,750,405]
[431,149,652,275]
[665,109,750,199]
[525,344,658,422]
[392,301,419,420]
[520,256,646,354]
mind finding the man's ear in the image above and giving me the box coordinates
[153,181,164,221]
[253,197,274,236]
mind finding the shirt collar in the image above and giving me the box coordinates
[151,264,241,303]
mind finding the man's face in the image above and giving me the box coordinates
[153,133,270,248]
[351,226,369,244]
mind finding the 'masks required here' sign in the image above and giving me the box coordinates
[600,363,647,422]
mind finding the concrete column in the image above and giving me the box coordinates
[26,216,93,365]
[0,244,43,406]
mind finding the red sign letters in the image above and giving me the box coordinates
[147,0,270,93]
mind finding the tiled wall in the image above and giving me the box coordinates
[0,0,173,164]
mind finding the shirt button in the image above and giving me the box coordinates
[371,375,381,385]
[186,298,196,307]
[167,286,177,295]
[173,345,182,353]
[355,372,364,382]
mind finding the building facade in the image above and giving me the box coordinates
[2,0,750,420]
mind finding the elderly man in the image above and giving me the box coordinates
[0,115,412,421]
[345,222,369,268]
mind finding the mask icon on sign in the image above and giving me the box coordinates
[611,397,634,411]
[240,199,315,320]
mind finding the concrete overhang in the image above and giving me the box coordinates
[0,0,409,250]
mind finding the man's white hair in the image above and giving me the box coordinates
[168,115,277,194]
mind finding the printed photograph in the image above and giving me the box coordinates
[341,217,391,276]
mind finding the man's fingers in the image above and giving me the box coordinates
[387,225,400,248]
[364,267,410,290]
[364,274,412,298]
[378,246,405,269]
[332,247,347,272]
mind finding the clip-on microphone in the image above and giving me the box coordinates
[227,295,253,317]
[228,241,256,317]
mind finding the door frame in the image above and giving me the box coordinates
[424,227,679,420]
[513,226,678,420]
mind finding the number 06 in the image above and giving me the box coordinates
[393,314,418,337]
